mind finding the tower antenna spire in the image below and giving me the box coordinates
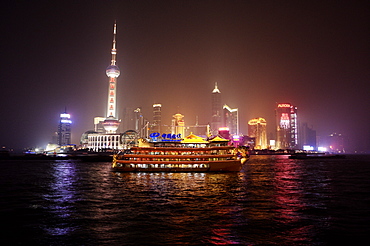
[111,20,117,66]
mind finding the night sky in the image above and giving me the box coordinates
[0,0,369,152]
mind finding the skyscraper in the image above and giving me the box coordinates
[172,113,185,138]
[300,122,316,150]
[152,104,162,133]
[121,108,135,132]
[57,111,72,146]
[223,104,239,136]
[134,107,143,133]
[248,117,267,149]
[103,21,121,134]
[211,82,222,135]
[275,103,298,149]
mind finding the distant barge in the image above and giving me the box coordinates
[289,153,346,159]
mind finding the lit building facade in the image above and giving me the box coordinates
[87,134,121,151]
[57,111,72,146]
[211,82,222,135]
[172,113,185,137]
[152,104,162,133]
[248,117,267,149]
[223,104,239,136]
[275,103,298,149]
[218,127,230,140]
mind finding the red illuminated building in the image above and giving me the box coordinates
[275,103,298,149]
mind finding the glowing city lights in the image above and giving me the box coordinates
[60,113,70,118]
[318,147,327,152]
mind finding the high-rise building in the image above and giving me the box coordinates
[121,108,136,132]
[300,122,316,150]
[57,111,72,146]
[134,107,149,138]
[248,117,267,149]
[152,104,162,133]
[172,113,185,138]
[275,103,298,149]
[223,104,239,136]
[211,82,222,135]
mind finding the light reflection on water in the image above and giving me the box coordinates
[111,171,246,244]
[43,160,79,236]
[38,157,335,244]
[1,155,369,245]
[107,158,321,245]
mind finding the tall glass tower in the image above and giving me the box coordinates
[152,104,162,133]
[211,82,222,135]
[172,113,185,137]
[275,103,298,149]
[223,104,239,136]
[248,117,267,149]
[58,111,72,146]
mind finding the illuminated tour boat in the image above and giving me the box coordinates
[112,133,248,172]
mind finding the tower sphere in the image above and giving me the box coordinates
[106,65,120,78]
[103,116,120,133]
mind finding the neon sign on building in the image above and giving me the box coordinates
[149,132,182,141]
[280,113,290,129]
[278,103,291,108]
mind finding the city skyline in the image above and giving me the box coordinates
[0,1,368,152]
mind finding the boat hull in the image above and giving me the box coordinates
[112,159,243,172]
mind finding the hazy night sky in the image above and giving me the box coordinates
[0,0,369,152]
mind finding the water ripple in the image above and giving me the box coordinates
[1,155,369,245]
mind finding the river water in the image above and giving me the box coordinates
[1,155,369,245]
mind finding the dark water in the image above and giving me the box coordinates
[1,155,369,245]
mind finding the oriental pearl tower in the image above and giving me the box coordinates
[103,21,121,133]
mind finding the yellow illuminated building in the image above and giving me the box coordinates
[172,113,185,138]
[248,118,267,149]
